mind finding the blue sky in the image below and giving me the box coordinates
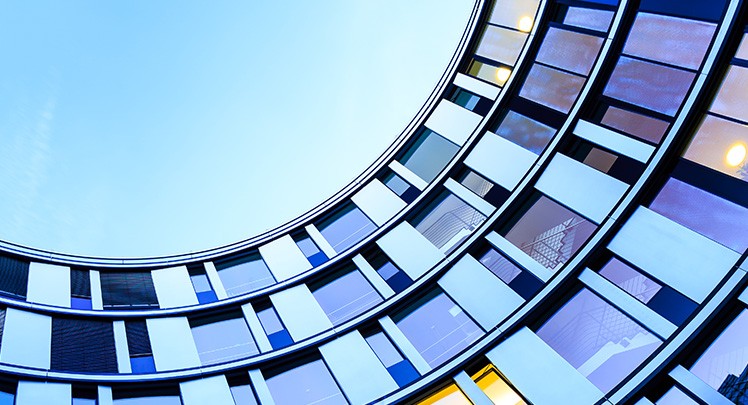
[0,1,474,257]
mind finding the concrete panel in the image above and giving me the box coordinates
[27,262,70,308]
[352,180,407,226]
[0,308,51,369]
[17,381,71,405]
[425,100,482,146]
[465,132,537,191]
[270,285,332,342]
[147,317,201,371]
[377,222,444,280]
[180,375,236,405]
[454,73,501,99]
[260,235,313,282]
[152,266,199,309]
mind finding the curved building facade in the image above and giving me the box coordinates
[0,0,746,403]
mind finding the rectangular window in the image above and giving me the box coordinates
[563,7,614,32]
[51,318,118,373]
[475,25,527,67]
[72,386,97,405]
[254,300,293,350]
[600,105,669,144]
[316,202,377,254]
[310,268,383,325]
[468,60,512,86]
[112,387,182,405]
[564,138,645,184]
[214,252,275,297]
[190,311,259,366]
[187,264,217,304]
[519,63,586,114]
[264,358,347,405]
[363,246,413,293]
[0,256,29,299]
[411,191,487,255]
[227,373,258,405]
[70,268,92,310]
[502,194,596,271]
[99,271,159,310]
[415,383,471,405]
[394,290,482,368]
[476,245,543,299]
[492,110,556,154]
[0,382,14,405]
[536,27,604,76]
[536,288,662,392]
[470,364,526,404]
[689,310,748,395]
[398,128,459,183]
[364,331,420,387]
[125,320,155,373]
[292,232,328,267]
[381,171,420,204]
[683,114,748,182]
[597,257,696,325]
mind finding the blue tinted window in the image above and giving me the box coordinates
[189,271,218,304]
[317,203,376,253]
[71,297,93,310]
[366,332,419,387]
[215,253,275,297]
[312,270,383,325]
[383,172,419,204]
[130,356,156,374]
[398,129,459,183]
[0,392,13,405]
[294,234,328,267]
[265,359,347,405]
[395,291,482,367]
[412,192,486,254]
[257,305,293,349]
[230,385,258,405]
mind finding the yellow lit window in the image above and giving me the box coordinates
[471,365,526,405]
[416,383,472,405]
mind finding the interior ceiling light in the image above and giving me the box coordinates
[518,16,533,32]
[496,67,512,84]
[726,143,747,167]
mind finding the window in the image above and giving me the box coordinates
[475,25,527,67]
[683,115,748,182]
[125,320,155,373]
[415,383,471,405]
[316,202,376,254]
[690,310,748,395]
[470,364,526,404]
[394,290,482,368]
[447,86,491,115]
[364,331,419,387]
[214,252,275,297]
[70,268,92,310]
[458,169,494,198]
[519,63,586,114]
[0,382,13,405]
[468,60,512,86]
[72,386,97,405]
[397,129,459,183]
[227,373,258,405]
[99,271,159,310]
[0,256,29,300]
[187,264,217,304]
[264,358,347,405]
[502,194,596,271]
[600,106,669,144]
[112,387,182,405]
[190,311,259,366]
[654,387,700,405]
[363,246,413,293]
[254,300,293,350]
[563,7,614,32]
[536,288,662,392]
[50,318,118,373]
[411,191,487,255]
[597,257,696,325]
[564,138,645,184]
[310,268,383,326]
[536,27,603,76]
[476,245,543,299]
[492,110,556,154]
[292,232,328,267]
[649,177,748,252]
[381,171,420,204]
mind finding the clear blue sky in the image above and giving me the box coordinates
[0,1,474,257]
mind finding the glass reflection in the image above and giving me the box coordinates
[690,310,748,398]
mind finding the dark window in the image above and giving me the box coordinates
[70,269,92,310]
[397,128,459,183]
[227,372,258,405]
[0,256,29,299]
[112,386,181,405]
[99,272,159,310]
[72,385,98,405]
[125,320,155,373]
[475,245,543,299]
[364,330,419,387]
[381,171,420,204]
[363,246,412,293]
[51,318,117,373]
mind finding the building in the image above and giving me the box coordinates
[0,0,745,403]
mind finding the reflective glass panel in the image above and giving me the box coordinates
[623,13,716,70]
[317,203,376,253]
[416,384,471,405]
[504,196,596,271]
[690,310,748,393]
[413,192,486,254]
[684,115,748,181]
[520,63,586,113]
[399,129,459,183]
[475,25,527,66]
[655,387,699,404]
[536,27,603,75]
[537,289,662,392]
[471,364,526,404]
[649,177,748,252]
[469,61,511,86]
[710,65,748,123]
[312,270,383,325]
[459,170,494,197]
[191,317,259,366]
[599,258,661,304]
[265,359,347,405]
[601,106,669,144]
[395,292,482,367]
[737,33,748,61]
[479,247,522,284]
[230,385,258,405]
[216,254,275,297]
[493,110,556,154]
[603,56,695,116]
[564,7,614,32]
[487,0,539,31]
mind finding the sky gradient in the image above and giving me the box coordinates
[0,1,474,257]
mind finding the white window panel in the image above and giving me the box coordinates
[152,266,199,309]
[352,180,407,226]
[465,132,537,190]
[270,284,332,341]
[17,381,71,405]
[377,222,444,280]
[147,317,201,371]
[425,100,483,146]
[0,308,51,369]
[27,262,70,308]
[180,375,236,405]
[260,235,313,282]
